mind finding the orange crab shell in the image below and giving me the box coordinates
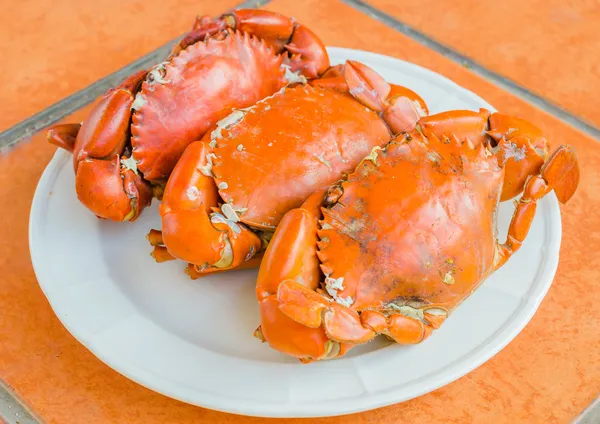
[204,83,393,230]
[316,134,503,313]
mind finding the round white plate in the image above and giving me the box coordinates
[29,47,561,418]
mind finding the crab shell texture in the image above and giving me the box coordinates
[204,83,392,230]
[131,30,292,182]
[317,133,504,317]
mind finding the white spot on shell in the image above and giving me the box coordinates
[315,153,333,171]
[502,141,527,163]
[210,213,227,225]
[232,206,248,215]
[335,296,354,307]
[218,182,229,190]
[199,153,216,177]
[186,186,200,201]
[364,146,382,164]
[324,277,353,306]
[443,271,455,285]
[147,62,170,85]
[120,156,138,174]
[325,276,344,298]
[281,64,308,85]
[227,221,242,234]
[387,303,425,321]
[221,203,239,222]
[213,234,233,268]
[211,110,247,141]
[425,307,448,317]
[131,93,146,111]
[237,144,244,151]
[321,223,333,230]
[413,100,427,117]
[210,212,241,234]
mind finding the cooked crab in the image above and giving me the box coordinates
[254,109,579,362]
[46,9,330,221]
[146,60,429,278]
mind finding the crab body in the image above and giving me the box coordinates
[208,84,392,229]
[316,138,503,313]
[47,9,330,221]
[148,61,429,278]
[255,109,579,362]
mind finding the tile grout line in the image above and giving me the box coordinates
[340,0,600,141]
[0,0,272,153]
[0,380,41,424]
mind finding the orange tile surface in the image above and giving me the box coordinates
[0,0,240,131]
[366,0,600,128]
[1,0,599,423]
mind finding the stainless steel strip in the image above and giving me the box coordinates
[0,381,40,424]
[572,396,600,424]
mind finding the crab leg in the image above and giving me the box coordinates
[175,10,329,79]
[150,140,262,278]
[340,61,429,133]
[417,108,491,146]
[47,123,80,153]
[494,145,579,269]
[47,71,153,221]
[487,113,552,201]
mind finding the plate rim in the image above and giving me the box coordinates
[29,46,562,418]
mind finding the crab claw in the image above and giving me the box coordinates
[47,123,81,153]
[343,60,428,133]
[495,144,579,268]
[75,155,152,221]
[46,70,151,221]
[487,113,551,201]
[178,9,330,79]
[152,140,262,278]
[541,145,579,204]
[255,191,354,362]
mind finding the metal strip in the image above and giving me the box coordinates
[0,0,272,152]
[340,0,600,141]
[572,396,600,424]
[0,381,40,424]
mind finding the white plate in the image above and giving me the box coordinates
[29,47,562,418]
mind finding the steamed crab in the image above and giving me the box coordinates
[254,108,579,362]
[46,9,330,221]
[146,60,429,278]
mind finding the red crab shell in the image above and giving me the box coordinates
[131,31,289,182]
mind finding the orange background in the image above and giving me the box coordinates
[1,0,599,423]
